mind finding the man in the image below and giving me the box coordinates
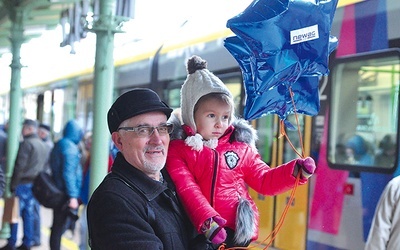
[87,88,206,249]
[49,120,83,250]
[38,123,54,150]
[0,119,49,250]
[30,123,54,247]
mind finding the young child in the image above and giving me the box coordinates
[166,55,316,248]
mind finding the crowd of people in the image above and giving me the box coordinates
[0,119,103,250]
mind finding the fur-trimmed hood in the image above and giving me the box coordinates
[168,114,258,148]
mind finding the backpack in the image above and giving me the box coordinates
[32,171,67,209]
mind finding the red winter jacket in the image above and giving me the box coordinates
[166,120,307,241]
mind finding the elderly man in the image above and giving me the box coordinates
[87,88,206,250]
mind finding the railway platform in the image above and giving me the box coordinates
[0,200,275,250]
[0,200,80,250]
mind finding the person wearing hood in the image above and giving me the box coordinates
[345,134,373,166]
[166,55,317,249]
[49,120,83,250]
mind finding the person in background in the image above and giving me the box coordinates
[38,123,54,150]
[345,134,374,166]
[166,55,316,248]
[0,119,49,250]
[87,88,207,249]
[30,123,54,247]
[78,132,91,250]
[365,175,400,249]
[49,120,83,250]
[79,131,112,250]
[375,134,396,168]
[0,122,6,198]
[347,133,393,241]
[0,122,7,173]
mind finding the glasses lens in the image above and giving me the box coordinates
[166,124,173,134]
[157,126,167,134]
[137,127,153,137]
[157,125,173,135]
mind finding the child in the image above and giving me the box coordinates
[166,55,316,248]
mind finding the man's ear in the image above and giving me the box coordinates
[111,132,123,151]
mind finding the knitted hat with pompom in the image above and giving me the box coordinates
[181,55,233,132]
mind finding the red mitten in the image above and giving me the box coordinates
[201,216,227,244]
[295,157,316,179]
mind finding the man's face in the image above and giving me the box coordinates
[22,125,34,137]
[38,128,48,140]
[112,111,170,179]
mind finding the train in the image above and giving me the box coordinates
[1,0,399,249]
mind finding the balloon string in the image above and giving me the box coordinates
[216,174,301,250]
[262,172,301,249]
[215,87,304,250]
[280,87,305,158]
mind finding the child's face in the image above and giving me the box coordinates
[194,98,231,140]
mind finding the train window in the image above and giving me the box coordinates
[328,49,400,173]
[166,88,181,109]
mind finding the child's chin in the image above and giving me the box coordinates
[206,136,218,140]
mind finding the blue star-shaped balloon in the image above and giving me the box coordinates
[224,0,339,123]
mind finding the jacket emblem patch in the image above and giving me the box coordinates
[224,151,239,169]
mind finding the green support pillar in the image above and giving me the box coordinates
[0,8,25,238]
[87,0,132,248]
[89,0,118,194]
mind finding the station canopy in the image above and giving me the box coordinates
[0,0,253,94]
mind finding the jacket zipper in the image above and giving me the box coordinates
[210,149,218,207]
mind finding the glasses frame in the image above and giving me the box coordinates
[117,124,174,137]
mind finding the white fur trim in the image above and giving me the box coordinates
[234,197,256,245]
[204,138,218,149]
[185,134,204,151]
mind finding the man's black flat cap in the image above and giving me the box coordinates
[107,88,173,134]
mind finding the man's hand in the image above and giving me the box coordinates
[69,197,79,209]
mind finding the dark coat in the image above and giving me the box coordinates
[11,133,49,191]
[87,152,206,250]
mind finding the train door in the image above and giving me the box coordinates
[249,115,276,248]
[76,81,94,132]
[250,113,312,250]
[274,115,312,250]
[36,90,53,125]
[307,49,400,249]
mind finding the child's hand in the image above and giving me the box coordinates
[295,157,316,179]
[201,216,227,244]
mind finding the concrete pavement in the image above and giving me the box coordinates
[0,200,81,250]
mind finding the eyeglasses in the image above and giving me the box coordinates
[117,124,173,137]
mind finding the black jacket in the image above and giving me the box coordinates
[87,152,206,250]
